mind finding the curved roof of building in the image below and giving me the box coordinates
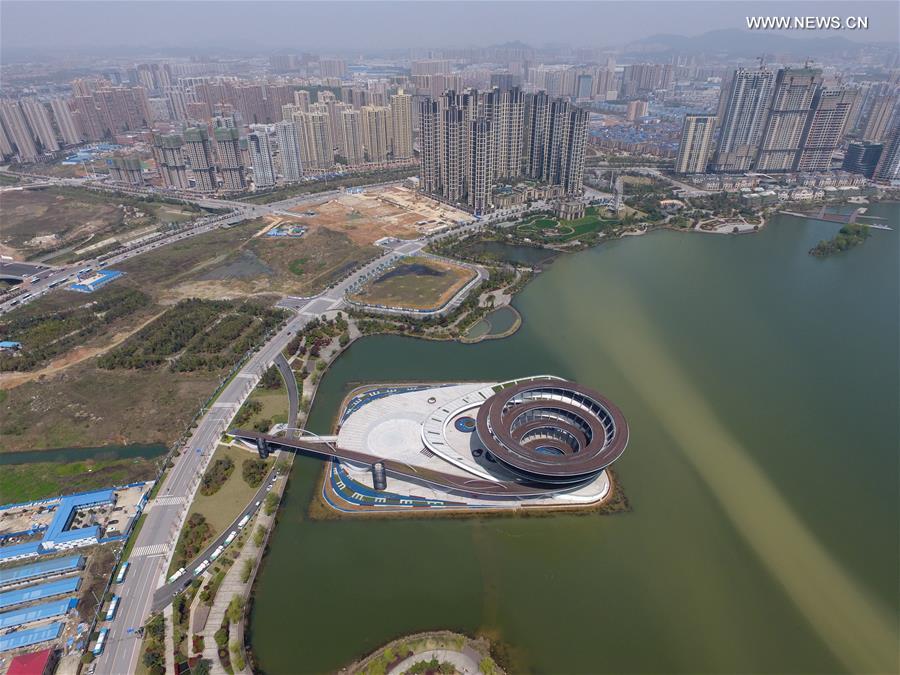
[475,379,628,481]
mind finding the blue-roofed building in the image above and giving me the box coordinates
[0,555,84,589]
[41,490,114,551]
[0,577,81,609]
[0,541,42,564]
[0,341,21,350]
[0,597,77,629]
[0,621,63,652]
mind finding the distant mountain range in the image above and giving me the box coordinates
[624,28,884,57]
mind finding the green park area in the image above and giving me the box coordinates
[514,206,620,243]
[1,186,204,261]
[169,444,271,573]
[349,256,475,310]
[233,365,290,433]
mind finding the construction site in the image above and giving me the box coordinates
[286,185,470,245]
[0,484,151,673]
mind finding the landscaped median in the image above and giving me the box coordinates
[168,444,273,576]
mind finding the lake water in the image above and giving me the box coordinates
[249,204,899,674]
[465,305,520,340]
[462,240,557,266]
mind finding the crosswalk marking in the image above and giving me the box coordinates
[152,496,185,507]
[131,543,168,557]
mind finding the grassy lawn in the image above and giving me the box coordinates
[0,362,220,452]
[349,256,475,310]
[0,457,158,503]
[242,386,288,429]
[515,207,619,242]
[186,444,270,538]
[0,173,20,185]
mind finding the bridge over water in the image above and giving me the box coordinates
[780,206,893,230]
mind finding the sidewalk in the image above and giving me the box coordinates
[163,604,175,675]
[200,496,279,675]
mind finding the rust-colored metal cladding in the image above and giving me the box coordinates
[475,379,629,485]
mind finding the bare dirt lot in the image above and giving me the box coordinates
[288,186,469,245]
[0,186,202,260]
[118,217,380,302]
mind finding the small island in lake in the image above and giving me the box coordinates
[809,223,871,257]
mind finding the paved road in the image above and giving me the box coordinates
[60,178,500,673]
[0,178,409,316]
[148,465,279,612]
[97,294,353,673]
[275,353,299,431]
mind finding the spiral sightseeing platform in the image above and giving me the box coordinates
[231,375,629,510]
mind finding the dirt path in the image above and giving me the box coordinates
[0,310,165,389]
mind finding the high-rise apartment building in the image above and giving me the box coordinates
[0,117,14,158]
[165,86,189,121]
[360,106,391,163]
[319,58,347,79]
[295,111,334,170]
[275,119,304,181]
[675,115,716,174]
[523,91,551,180]
[339,109,365,165]
[420,89,586,212]
[19,98,59,152]
[293,90,311,112]
[411,59,453,76]
[247,129,276,188]
[712,67,774,172]
[755,67,822,172]
[873,120,900,183]
[626,100,649,122]
[390,91,413,159]
[107,154,144,186]
[483,87,524,180]
[214,127,246,191]
[862,94,897,142]
[71,95,104,142]
[439,102,466,204]
[544,98,588,195]
[183,127,217,192]
[419,99,441,194]
[467,118,494,213]
[796,87,856,172]
[0,100,39,161]
[49,98,81,145]
[152,133,189,189]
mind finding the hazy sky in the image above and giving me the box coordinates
[1,1,898,53]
